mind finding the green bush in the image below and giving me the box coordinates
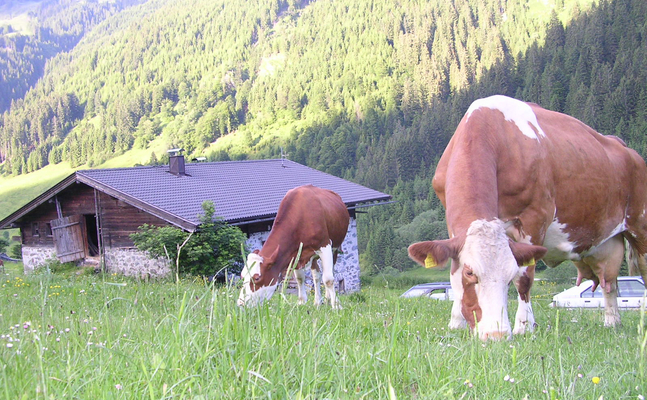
[131,201,247,276]
[540,261,578,284]
[9,244,22,259]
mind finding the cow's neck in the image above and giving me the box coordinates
[260,232,300,280]
[445,136,499,237]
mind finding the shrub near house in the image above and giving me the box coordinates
[131,201,246,276]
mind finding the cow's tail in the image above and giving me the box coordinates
[625,239,647,286]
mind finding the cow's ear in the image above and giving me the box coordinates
[408,238,462,269]
[509,241,547,266]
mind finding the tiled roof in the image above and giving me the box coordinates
[75,159,391,230]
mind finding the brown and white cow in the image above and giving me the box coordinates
[408,95,647,340]
[237,185,350,309]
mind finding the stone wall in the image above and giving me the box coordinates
[22,246,57,272]
[104,248,171,278]
[246,217,361,292]
[22,217,362,288]
[21,245,170,277]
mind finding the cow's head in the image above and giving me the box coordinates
[408,219,547,340]
[237,247,282,307]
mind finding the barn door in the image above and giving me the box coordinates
[51,215,88,263]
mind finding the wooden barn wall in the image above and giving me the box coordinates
[97,192,171,248]
[20,184,170,248]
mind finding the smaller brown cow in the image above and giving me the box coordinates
[237,185,350,308]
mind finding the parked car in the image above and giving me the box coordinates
[551,276,646,308]
[401,282,454,301]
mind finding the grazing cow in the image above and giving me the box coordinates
[408,95,647,340]
[237,185,350,309]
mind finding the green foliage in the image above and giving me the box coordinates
[2,0,647,278]
[130,201,246,276]
[541,261,579,284]
[0,236,8,253]
[8,243,22,260]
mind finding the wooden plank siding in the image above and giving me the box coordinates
[19,183,171,249]
[98,193,172,248]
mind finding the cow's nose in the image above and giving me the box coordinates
[481,330,510,341]
[237,298,245,307]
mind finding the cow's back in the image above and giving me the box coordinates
[273,185,349,249]
[435,96,647,256]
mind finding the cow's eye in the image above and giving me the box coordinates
[253,274,261,282]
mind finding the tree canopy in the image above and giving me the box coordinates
[2,0,646,274]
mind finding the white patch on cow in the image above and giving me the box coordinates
[461,219,518,339]
[238,283,278,307]
[466,95,546,140]
[581,220,627,258]
[316,243,341,309]
[541,219,580,267]
[512,268,535,335]
[242,253,263,283]
[513,296,535,335]
[294,268,308,305]
[449,262,467,329]
[238,252,272,307]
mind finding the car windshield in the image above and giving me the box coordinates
[618,280,647,297]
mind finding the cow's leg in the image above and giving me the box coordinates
[317,244,340,309]
[294,267,308,305]
[449,261,467,329]
[311,258,324,306]
[582,235,624,327]
[512,264,535,335]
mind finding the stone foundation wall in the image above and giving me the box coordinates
[246,217,361,292]
[22,246,57,272]
[104,248,171,278]
[22,217,362,287]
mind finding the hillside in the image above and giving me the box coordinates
[2,0,647,274]
[0,0,145,112]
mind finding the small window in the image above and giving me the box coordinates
[32,222,40,237]
[618,280,647,297]
[580,286,604,298]
[45,223,53,237]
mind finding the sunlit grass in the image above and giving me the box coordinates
[0,261,645,399]
[96,135,171,169]
[0,163,74,221]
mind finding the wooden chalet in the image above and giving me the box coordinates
[0,155,391,288]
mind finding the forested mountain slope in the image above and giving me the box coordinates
[2,0,646,274]
[0,0,145,112]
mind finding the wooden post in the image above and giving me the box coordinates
[55,196,63,219]
[94,189,105,273]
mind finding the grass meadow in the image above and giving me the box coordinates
[0,261,646,400]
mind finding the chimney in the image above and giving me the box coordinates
[167,148,186,176]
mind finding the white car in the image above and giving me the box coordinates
[401,282,454,301]
[551,276,646,308]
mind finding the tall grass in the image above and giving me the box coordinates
[0,262,645,399]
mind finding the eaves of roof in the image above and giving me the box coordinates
[75,174,199,232]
